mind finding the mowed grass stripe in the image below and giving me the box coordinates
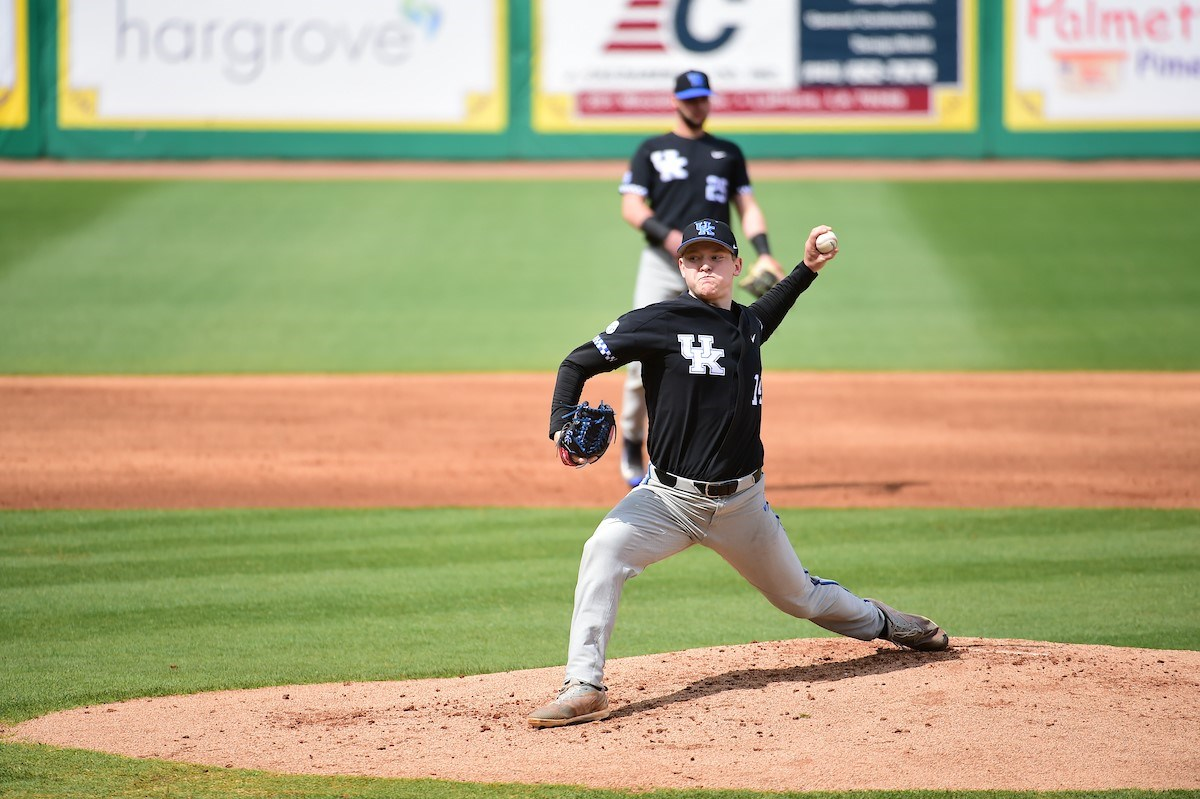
[0,180,1197,372]
[2,507,1197,723]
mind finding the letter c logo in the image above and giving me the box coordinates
[674,0,738,53]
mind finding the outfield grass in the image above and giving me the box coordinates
[0,180,1197,373]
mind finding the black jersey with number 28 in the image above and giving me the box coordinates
[619,132,753,244]
[550,265,819,483]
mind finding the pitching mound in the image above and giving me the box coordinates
[10,638,1199,792]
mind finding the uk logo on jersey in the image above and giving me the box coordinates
[678,334,725,375]
[650,149,689,182]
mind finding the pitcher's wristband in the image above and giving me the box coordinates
[751,233,772,257]
[640,217,672,246]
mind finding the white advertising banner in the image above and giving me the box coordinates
[1006,0,1200,130]
[59,0,507,131]
[1,0,28,128]
[534,0,977,133]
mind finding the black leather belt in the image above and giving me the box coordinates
[651,466,763,497]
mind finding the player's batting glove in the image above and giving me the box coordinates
[555,401,616,468]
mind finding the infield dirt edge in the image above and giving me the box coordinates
[9,636,1199,792]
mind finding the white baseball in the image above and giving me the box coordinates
[815,231,838,254]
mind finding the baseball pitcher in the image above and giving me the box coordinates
[530,219,949,728]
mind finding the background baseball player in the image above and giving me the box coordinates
[529,219,949,728]
[616,70,783,487]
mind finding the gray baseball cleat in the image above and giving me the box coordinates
[528,680,611,728]
[868,598,950,651]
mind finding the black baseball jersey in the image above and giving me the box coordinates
[551,266,819,483]
[620,132,753,244]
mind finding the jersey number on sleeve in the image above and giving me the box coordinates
[752,373,763,406]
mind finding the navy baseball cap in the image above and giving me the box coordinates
[677,219,738,256]
[674,70,713,100]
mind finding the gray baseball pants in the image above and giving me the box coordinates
[563,471,886,688]
[621,247,687,443]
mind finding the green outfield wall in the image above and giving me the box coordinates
[1,0,1197,160]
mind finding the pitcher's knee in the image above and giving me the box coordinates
[580,532,640,582]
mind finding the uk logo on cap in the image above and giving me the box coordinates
[677,218,739,256]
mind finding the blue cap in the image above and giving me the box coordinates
[674,70,713,100]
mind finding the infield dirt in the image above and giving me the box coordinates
[3,370,1200,790]
[2,372,1196,510]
